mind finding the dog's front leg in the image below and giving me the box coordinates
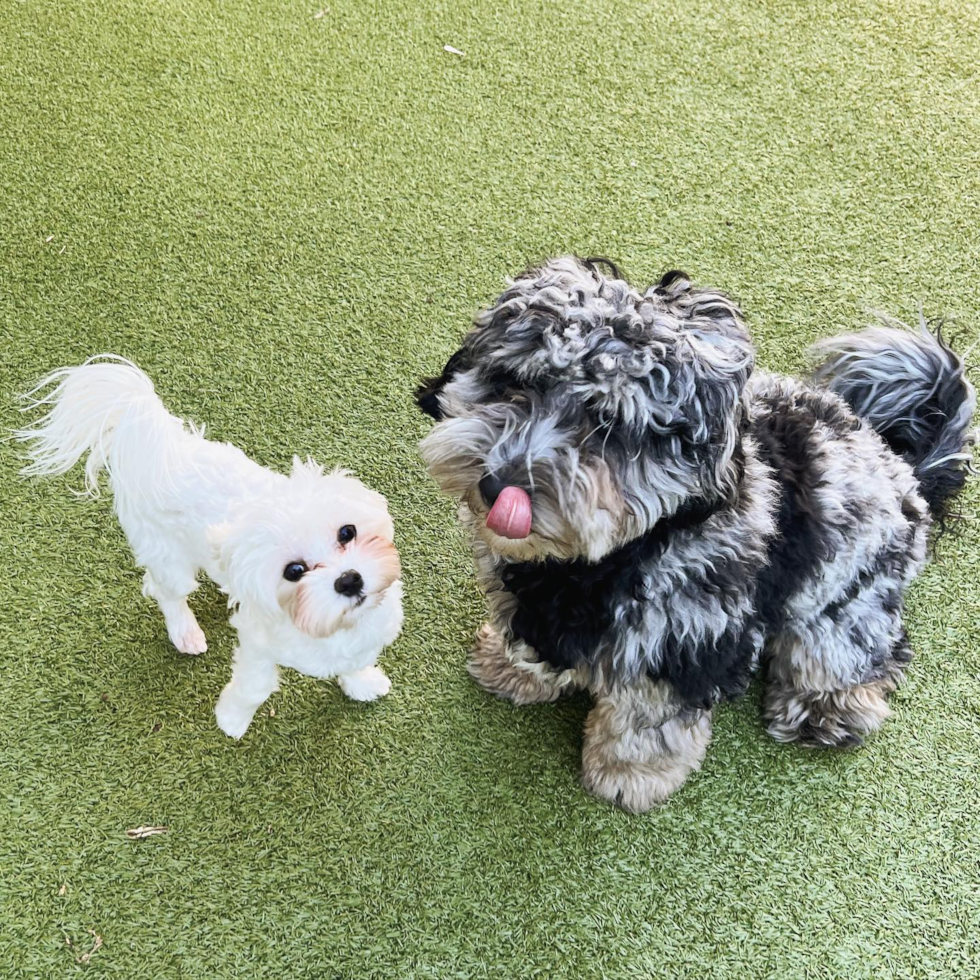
[337,665,391,701]
[214,646,280,739]
[467,624,574,705]
[581,681,711,813]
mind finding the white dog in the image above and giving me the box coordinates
[18,356,403,738]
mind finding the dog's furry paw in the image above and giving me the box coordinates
[468,624,566,705]
[581,704,711,813]
[170,621,208,656]
[581,760,678,814]
[764,679,894,749]
[214,696,254,739]
[338,666,391,702]
[214,685,256,738]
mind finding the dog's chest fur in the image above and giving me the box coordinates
[497,496,766,707]
[231,581,404,678]
[499,501,718,671]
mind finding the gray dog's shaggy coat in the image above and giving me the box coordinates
[416,257,975,812]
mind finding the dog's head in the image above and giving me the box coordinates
[211,459,400,637]
[416,256,753,562]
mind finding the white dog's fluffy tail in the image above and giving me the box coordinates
[812,316,976,516]
[17,355,172,495]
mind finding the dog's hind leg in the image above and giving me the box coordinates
[763,626,912,749]
[581,680,711,813]
[467,624,574,705]
[116,510,207,655]
[141,567,207,656]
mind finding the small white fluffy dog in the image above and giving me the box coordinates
[18,356,403,738]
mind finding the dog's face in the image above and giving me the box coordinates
[212,459,400,636]
[416,257,753,562]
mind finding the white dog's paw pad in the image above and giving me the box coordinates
[338,667,391,702]
[171,622,208,656]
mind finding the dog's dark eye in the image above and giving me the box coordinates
[338,525,356,545]
[283,562,308,582]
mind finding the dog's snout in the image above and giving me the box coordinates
[334,570,364,597]
[479,473,509,507]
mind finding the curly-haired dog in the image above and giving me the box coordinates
[415,257,975,812]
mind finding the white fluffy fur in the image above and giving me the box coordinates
[18,356,403,738]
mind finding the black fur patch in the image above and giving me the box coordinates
[582,256,622,280]
[750,388,863,627]
[414,347,471,420]
[653,269,690,294]
[499,496,761,707]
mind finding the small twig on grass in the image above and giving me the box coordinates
[126,825,168,839]
[65,930,103,964]
[443,44,465,57]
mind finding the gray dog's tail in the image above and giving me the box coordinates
[812,315,976,516]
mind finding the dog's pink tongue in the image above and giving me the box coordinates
[486,486,532,539]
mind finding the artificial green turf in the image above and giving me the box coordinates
[2,0,979,976]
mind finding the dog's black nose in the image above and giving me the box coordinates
[479,473,508,507]
[334,570,364,597]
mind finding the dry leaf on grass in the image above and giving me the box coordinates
[443,45,465,57]
[126,825,168,839]
[58,883,67,896]
[44,235,55,243]
[314,8,327,18]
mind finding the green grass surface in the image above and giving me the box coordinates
[2,0,979,976]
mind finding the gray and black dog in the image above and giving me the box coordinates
[416,256,975,812]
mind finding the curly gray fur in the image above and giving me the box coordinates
[812,314,976,514]
[416,256,975,811]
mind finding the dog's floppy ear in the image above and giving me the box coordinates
[414,376,448,420]
[415,347,471,420]
[207,519,281,615]
[581,255,623,280]
[651,269,691,296]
